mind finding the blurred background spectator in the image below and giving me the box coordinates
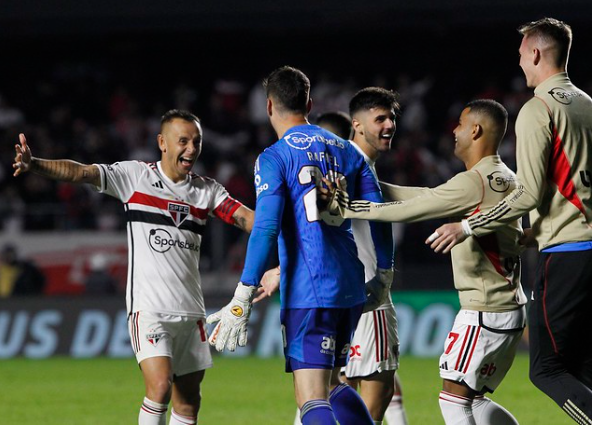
[1,1,589,294]
[0,244,46,297]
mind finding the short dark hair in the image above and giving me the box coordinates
[349,87,400,118]
[262,66,310,115]
[518,17,572,67]
[465,99,508,142]
[160,109,201,130]
[316,111,352,139]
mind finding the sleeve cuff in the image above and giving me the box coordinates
[461,219,474,236]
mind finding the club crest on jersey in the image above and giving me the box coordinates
[168,202,190,226]
[146,333,164,346]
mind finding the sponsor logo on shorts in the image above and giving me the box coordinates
[548,87,582,105]
[146,332,164,346]
[480,363,497,377]
[349,344,362,358]
[440,361,449,370]
[487,171,514,193]
[340,343,350,358]
[149,228,199,253]
[320,335,336,355]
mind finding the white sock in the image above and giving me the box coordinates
[384,394,409,425]
[169,409,197,425]
[139,397,167,425]
[472,396,518,425]
[294,407,302,425]
[439,391,475,425]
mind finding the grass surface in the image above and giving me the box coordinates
[0,354,573,424]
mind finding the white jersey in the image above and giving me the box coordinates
[95,160,242,317]
[343,143,399,379]
[350,142,394,310]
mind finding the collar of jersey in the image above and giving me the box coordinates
[157,161,190,186]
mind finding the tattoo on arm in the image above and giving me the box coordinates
[32,158,99,185]
[234,215,249,232]
[233,207,254,233]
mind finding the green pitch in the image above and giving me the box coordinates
[1,354,571,424]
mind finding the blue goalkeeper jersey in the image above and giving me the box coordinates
[240,124,393,308]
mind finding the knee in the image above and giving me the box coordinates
[178,392,202,411]
[146,377,173,403]
[173,387,202,417]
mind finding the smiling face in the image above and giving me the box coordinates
[158,118,202,182]
[453,107,475,162]
[519,35,538,88]
[352,106,396,159]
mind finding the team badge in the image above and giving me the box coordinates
[146,332,164,346]
[168,202,190,226]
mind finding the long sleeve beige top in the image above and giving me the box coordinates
[330,155,526,311]
[467,73,592,249]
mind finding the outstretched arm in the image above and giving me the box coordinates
[327,172,482,224]
[379,181,430,202]
[13,133,100,186]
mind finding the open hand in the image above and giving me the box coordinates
[13,133,32,177]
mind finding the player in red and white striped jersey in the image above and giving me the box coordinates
[13,109,254,425]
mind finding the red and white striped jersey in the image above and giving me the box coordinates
[95,160,242,317]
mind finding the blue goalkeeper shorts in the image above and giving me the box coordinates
[280,303,364,372]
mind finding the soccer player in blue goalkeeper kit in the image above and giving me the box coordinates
[206,66,394,425]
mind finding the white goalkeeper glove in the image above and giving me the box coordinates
[206,283,257,352]
[363,268,394,313]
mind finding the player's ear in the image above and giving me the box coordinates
[352,118,363,135]
[533,48,541,66]
[157,134,166,152]
[306,98,313,115]
[472,124,483,140]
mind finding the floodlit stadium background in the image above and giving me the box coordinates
[1,0,591,359]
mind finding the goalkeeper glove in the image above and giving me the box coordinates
[206,283,257,352]
[362,268,394,313]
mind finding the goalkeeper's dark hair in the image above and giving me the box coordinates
[316,111,352,139]
[349,87,400,118]
[263,66,310,115]
[160,109,201,130]
[465,99,508,144]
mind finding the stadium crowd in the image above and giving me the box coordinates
[1,49,568,295]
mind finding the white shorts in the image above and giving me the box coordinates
[343,305,400,379]
[128,311,213,376]
[439,307,525,393]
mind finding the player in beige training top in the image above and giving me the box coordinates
[428,18,592,424]
[324,99,524,424]
[13,109,254,425]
